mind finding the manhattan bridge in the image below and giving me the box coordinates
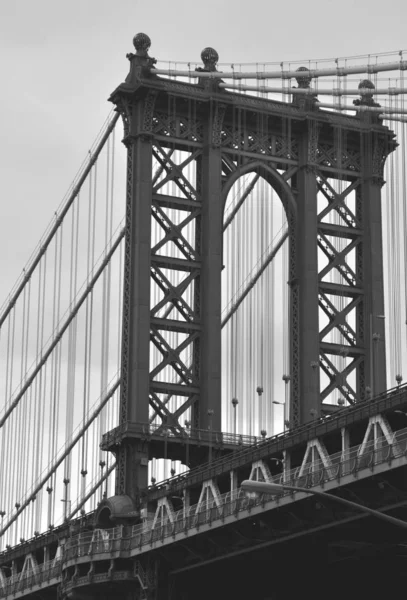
[2,33,407,598]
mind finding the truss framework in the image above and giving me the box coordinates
[108,69,395,497]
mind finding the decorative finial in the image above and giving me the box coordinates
[124,32,156,84]
[200,47,219,71]
[292,67,317,110]
[353,79,380,108]
[133,33,152,57]
[295,66,312,89]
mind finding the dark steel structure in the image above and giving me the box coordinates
[104,34,395,505]
[0,34,403,600]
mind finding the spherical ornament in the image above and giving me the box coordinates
[338,398,345,406]
[133,32,151,54]
[295,66,312,88]
[359,79,375,91]
[201,47,219,70]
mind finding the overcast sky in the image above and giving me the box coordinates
[0,0,406,304]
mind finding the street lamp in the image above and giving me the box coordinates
[240,480,407,530]
[231,398,238,436]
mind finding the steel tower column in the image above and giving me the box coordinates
[113,97,154,499]
[107,40,158,501]
[295,120,321,423]
[196,101,224,433]
[359,126,390,398]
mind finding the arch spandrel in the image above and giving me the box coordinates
[221,160,297,222]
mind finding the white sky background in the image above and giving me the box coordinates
[0,0,406,302]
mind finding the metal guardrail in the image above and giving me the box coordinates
[147,383,407,496]
[3,391,407,597]
[0,560,61,597]
[63,426,407,560]
[3,424,404,598]
[101,421,262,449]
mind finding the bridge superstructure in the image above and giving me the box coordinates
[1,34,407,599]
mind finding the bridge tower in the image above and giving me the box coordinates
[102,34,395,513]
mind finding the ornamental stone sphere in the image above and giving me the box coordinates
[133,32,151,54]
[295,66,312,88]
[358,79,375,99]
[359,79,375,91]
[201,47,219,70]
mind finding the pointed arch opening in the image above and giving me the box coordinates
[221,162,297,438]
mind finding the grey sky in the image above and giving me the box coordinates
[0,0,406,303]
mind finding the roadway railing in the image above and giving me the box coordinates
[0,559,61,597]
[61,425,407,562]
[101,421,262,449]
[3,393,407,597]
[147,383,407,497]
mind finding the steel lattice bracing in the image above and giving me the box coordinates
[1,34,407,600]
[0,35,404,566]
[101,44,396,506]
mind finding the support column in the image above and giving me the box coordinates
[124,131,152,425]
[197,101,225,432]
[111,89,154,500]
[295,120,321,423]
[361,130,387,398]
